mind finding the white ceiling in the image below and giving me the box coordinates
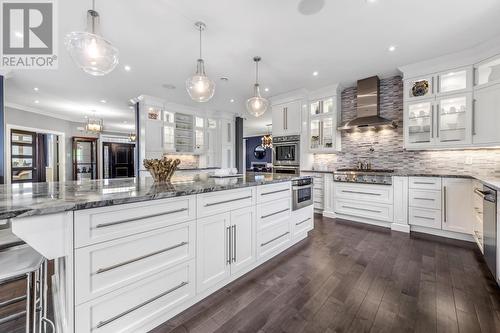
[4,0,500,134]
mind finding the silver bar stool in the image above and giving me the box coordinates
[0,224,55,333]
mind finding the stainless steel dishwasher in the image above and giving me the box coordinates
[482,185,497,281]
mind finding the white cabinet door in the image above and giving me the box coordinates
[436,67,473,96]
[220,119,233,146]
[272,105,285,137]
[436,93,472,146]
[474,54,500,89]
[473,83,500,145]
[393,176,408,227]
[145,120,163,152]
[230,206,256,275]
[284,101,301,134]
[442,178,473,234]
[404,100,435,149]
[196,213,231,293]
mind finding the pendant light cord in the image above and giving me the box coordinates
[255,60,259,84]
[199,25,202,59]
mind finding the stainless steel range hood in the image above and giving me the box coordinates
[338,76,397,130]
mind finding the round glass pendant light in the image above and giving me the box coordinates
[186,22,215,102]
[65,0,119,76]
[246,57,269,117]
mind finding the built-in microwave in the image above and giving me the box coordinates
[273,135,300,167]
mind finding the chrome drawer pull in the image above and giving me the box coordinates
[296,218,311,226]
[261,188,289,196]
[414,197,435,201]
[342,205,381,214]
[341,190,381,196]
[414,215,434,221]
[96,242,188,274]
[204,195,252,207]
[95,281,188,329]
[261,232,289,247]
[95,208,188,229]
[413,181,436,185]
[261,208,289,219]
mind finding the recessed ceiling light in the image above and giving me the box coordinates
[34,100,39,104]
[33,87,39,92]
[129,106,134,109]
[220,77,229,82]
[388,45,396,52]
[100,99,107,103]
[230,99,235,103]
[312,71,319,76]
[124,65,131,71]
[365,0,377,3]
[264,87,269,92]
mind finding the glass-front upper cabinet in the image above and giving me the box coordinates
[475,54,500,88]
[321,118,334,149]
[404,75,435,100]
[309,119,321,150]
[436,94,472,145]
[194,116,205,151]
[406,101,433,146]
[310,98,334,116]
[436,67,472,96]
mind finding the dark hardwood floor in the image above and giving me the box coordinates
[151,215,500,333]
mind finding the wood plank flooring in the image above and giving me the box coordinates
[151,215,500,333]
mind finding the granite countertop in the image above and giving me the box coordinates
[300,170,334,174]
[0,173,308,220]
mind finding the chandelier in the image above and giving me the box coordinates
[261,124,272,148]
[85,113,103,133]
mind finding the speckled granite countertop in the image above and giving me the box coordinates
[0,173,307,219]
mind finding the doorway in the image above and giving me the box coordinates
[10,129,60,183]
[103,143,135,179]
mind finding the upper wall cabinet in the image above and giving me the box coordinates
[271,100,301,137]
[474,54,500,89]
[404,66,473,101]
[472,83,500,145]
[308,97,341,153]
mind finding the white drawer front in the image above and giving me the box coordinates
[256,182,291,204]
[335,183,393,204]
[75,260,195,333]
[257,223,291,259]
[314,188,324,198]
[409,177,442,190]
[74,196,196,248]
[75,221,194,305]
[335,198,393,222]
[257,198,291,231]
[409,207,442,229]
[197,188,255,218]
[292,206,314,238]
[409,189,442,210]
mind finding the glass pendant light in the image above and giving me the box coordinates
[186,22,215,102]
[246,57,269,117]
[65,0,119,76]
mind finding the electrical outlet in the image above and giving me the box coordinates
[465,156,473,165]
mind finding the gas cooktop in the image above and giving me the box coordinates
[334,169,394,185]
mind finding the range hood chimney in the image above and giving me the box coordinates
[338,76,397,130]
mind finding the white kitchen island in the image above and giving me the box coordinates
[2,173,314,333]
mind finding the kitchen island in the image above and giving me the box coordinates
[2,173,314,333]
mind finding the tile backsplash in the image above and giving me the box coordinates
[164,154,199,169]
[313,76,500,176]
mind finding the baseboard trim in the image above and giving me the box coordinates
[391,223,410,233]
[410,225,475,243]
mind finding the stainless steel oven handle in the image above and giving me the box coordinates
[95,281,189,329]
[292,185,313,190]
[474,188,487,199]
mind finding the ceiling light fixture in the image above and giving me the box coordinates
[100,99,107,103]
[230,99,235,103]
[85,111,103,133]
[313,71,319,76]
[65,0,119,76]
[264,87,269,92]
[186,21,215,103]
[34,100,39,104]
[365,0,377,3]
[124,65,131,71]
[33,87,39,92]
[261,124,273,149]
[388,45,396,52]
[246,56,269,118]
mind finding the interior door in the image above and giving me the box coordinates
[11,130,37,183]
[103,143,135,179]
[230,206,256,275]
[196,213,231,293]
